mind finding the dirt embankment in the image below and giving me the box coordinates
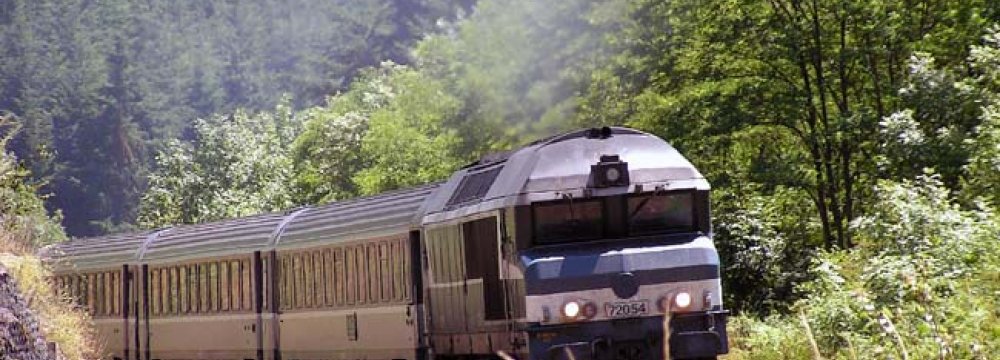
[0,264,55,360]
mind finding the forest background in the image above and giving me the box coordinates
[1,0,999,358]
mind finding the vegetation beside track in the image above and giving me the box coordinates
[3,117,98,360]
[2,1,1000,359]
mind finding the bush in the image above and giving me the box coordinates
[0,255,99,360]
[713,184,817,316]
[729,175,999,359]
[3,115,99,359]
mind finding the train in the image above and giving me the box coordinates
[43,126,729,360]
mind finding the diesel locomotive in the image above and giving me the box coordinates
[43,127,729,360]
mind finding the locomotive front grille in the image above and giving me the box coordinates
[612,341,650,360]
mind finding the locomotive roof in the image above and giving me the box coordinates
[420,127,707,223]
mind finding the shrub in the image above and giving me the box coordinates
[729,175,999,359]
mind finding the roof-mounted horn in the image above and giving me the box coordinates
[586,126,614,139]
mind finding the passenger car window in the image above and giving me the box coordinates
[221,263,231,311]
[241,260,252,311]
[334,248,346,306]
[356,246,368,304]
[179,266,189,313]
[151,270,160,315]
[199,263,210,312]
[231,261,242,311]
[279,257,291,310]
[323,250,335,306]
[345,248,356,304]
[189,265,200,313]
[170,267,180,314]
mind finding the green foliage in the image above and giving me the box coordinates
[713,184,817,316]
[353,67,463,195]
[729,176,999,359]
[874,25,1000,208]
[292,65,400,203]
[292,63,464,199]
[0,115,65,247]
[962,27,1000,206]
[610,0,997,250]
[878,54,982,186]
[964,104,1000,205]
[137,102,300,228]
[0,0,472,236]
[416,0,629,151]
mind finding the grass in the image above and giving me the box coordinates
[1,232,100,360]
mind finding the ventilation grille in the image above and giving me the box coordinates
[446,166,503,208]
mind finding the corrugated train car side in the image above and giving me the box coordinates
[45,184,438,360]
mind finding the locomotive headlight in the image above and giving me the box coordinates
[562,301,581,318]
[674,291,692,309]
[590,154,629,188]
[605,167,621,182]
[658,291,694,313]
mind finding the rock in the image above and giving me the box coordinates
[0,264,54,360]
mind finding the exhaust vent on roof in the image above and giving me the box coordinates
[446,166,503,208]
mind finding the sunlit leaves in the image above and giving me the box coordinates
[732,177,999,359]
[137,104,300,228]
[352,68,463,195]
[417,0,630,151]
[0,116,65,247]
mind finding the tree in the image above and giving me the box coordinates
[353,67,464,195]
[0,114,65,247]
[292,63,464,199]
[0,0,475,236]
[613,0,998,249]
[961,26,1000,206]
[291,66,397,203]
[416,0,631,153]
[137,102,300,228]
[712,183,817,315]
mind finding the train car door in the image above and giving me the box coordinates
[462,216,505,321]
[424,225,469,354]
[138,264,150,360]
[461,216,510,354]
[498,209,528,356]
[121,264,133,360]
[253,251,266,360]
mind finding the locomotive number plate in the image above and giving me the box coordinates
[605,300,649,318]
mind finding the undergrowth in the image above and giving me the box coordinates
[3,119,99,359]
[0,252,100,360]
[725,175,999,359]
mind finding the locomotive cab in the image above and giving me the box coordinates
[508,128,730,360]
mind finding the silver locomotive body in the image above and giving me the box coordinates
[421,127,728,359]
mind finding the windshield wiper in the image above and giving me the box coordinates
[628,187,664,222]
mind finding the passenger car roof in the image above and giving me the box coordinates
[46,184,440,269]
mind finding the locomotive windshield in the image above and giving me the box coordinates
[531,191,697,245]
[627,192,694,235]
[532,199,604,244]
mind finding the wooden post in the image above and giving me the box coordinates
[47,341,59,360]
